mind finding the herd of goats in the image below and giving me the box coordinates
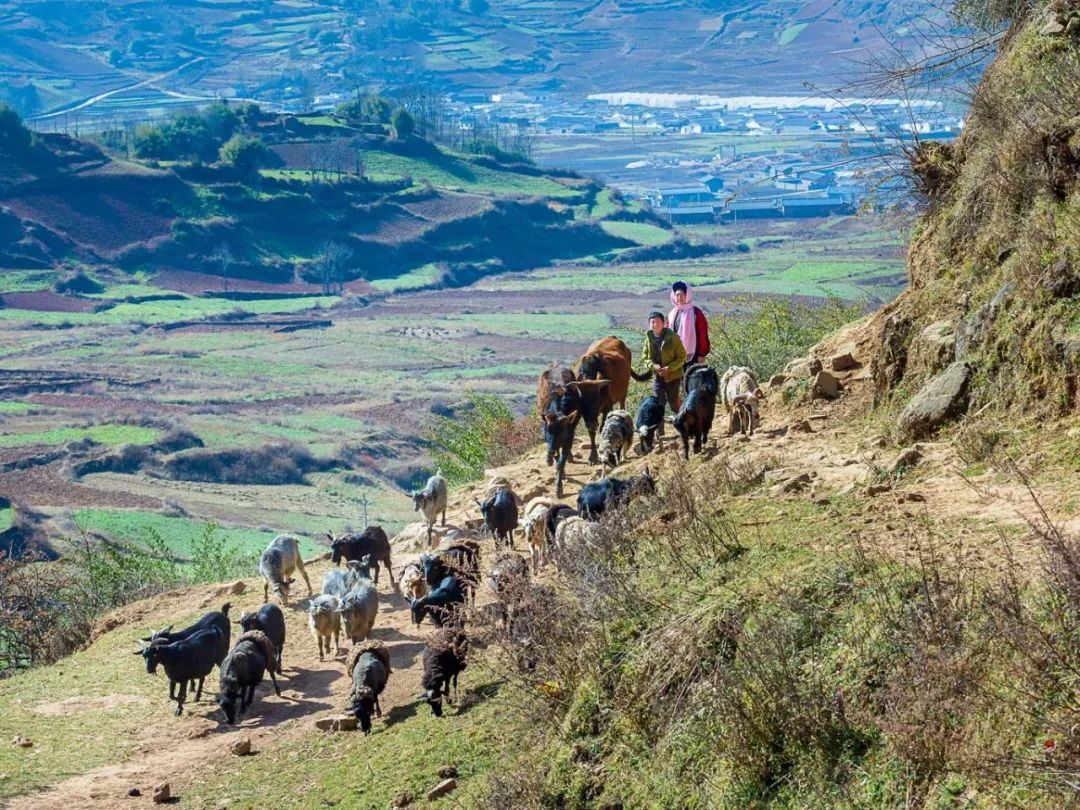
[131,336,765,735]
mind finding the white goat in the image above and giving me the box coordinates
[719,366,765,436]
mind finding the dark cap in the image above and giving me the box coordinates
[671,280,688,294]
[648,310,665,321]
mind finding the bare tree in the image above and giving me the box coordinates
[209,244,236,293]
[315,241,354,295]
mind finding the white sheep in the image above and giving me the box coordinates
[719,366,765,436]
[554,515,601,563]
[597,409,634,474]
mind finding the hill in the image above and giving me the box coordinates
[0,122,636,288]
[0,0,951,120]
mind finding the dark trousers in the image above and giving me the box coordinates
[653,374,682,414]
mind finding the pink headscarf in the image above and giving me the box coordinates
[667,283,696,358]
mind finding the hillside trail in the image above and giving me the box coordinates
[3,449,605,809]
[6,350,1068,808]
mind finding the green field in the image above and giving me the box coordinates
[72,509,323,560]
[0,424,160,449]
[599,220,673,246]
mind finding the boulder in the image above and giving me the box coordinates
[391,522,454,552]
[768,372,788,387]
[152,783,171,804]
[784,357,819,378]
[910,320,955,374]
[10,736,31,748]
[427,779,458,801]
[829,348,858,372]
[230,736,252,756]
[390,793,415,808]
[811,371,842,400]
[437,765,459,779]
[897,362,972,440]
[314,714,358,732]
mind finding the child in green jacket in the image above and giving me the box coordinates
[639,310,687,415]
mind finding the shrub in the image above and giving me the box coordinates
[163,443,322,485]
[219,134,270,175]
[0,103,31,155]
[708,296,865,380]
[188,522,256,583]
[423,391,536,485]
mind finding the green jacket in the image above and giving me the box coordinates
[640,328,687,379]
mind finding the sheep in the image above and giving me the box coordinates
[135,626,223,716]
[478,487,518,549]
[521,496,561,573]
[399,561,428,602]
[635,395,665,454]
[597,409,635,474]
[322,559,369,599]
[347,640,392,734]
[307,594,343,660]
[259,534,313,605]
[327,526,395,588]
[421,628,468,717]
[410,575,466,627]
[218,630,280,725]
[577,467,657,521]
[238,604,286,675]
[554,515,601,562]
[412,472,448,544]
[719,366,765,436]
[340,579,379,644]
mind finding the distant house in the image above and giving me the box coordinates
[780,194,853,217]
[722,198,783,221]
[660,204,716,224]
[653,186,716,207]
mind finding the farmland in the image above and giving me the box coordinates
[0,205,904,563]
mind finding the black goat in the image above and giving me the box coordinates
[135,627,223,716]
[673,387,717,460]
[347,641,392,734]
[410,575,466,627]
[421,541,480,606]
[478,488,518,549]
[421,628,468,717]
[577,468,657,521]
[142,602,232,660]
[327,527,395,588]
[635,395,664,454]
[218,630,280,725]
[683,363,720,396]
[238,604,286,675]
[540,374,581,498]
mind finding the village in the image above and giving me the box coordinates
[447,90,965,223]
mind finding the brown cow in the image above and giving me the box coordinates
[575,337,633,464]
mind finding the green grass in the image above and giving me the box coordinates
[0,506,12,533]
[599,220,673,246]
[0,424,160,448]
[0,401,33,414]
[368,263,442,292]
[0,617,197,799]
[779,22,809,44]
[0,295,338,327]
[183,675,512,809]
[71,509,323,560]
[0,270,55,292]
[360,146,575,198]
